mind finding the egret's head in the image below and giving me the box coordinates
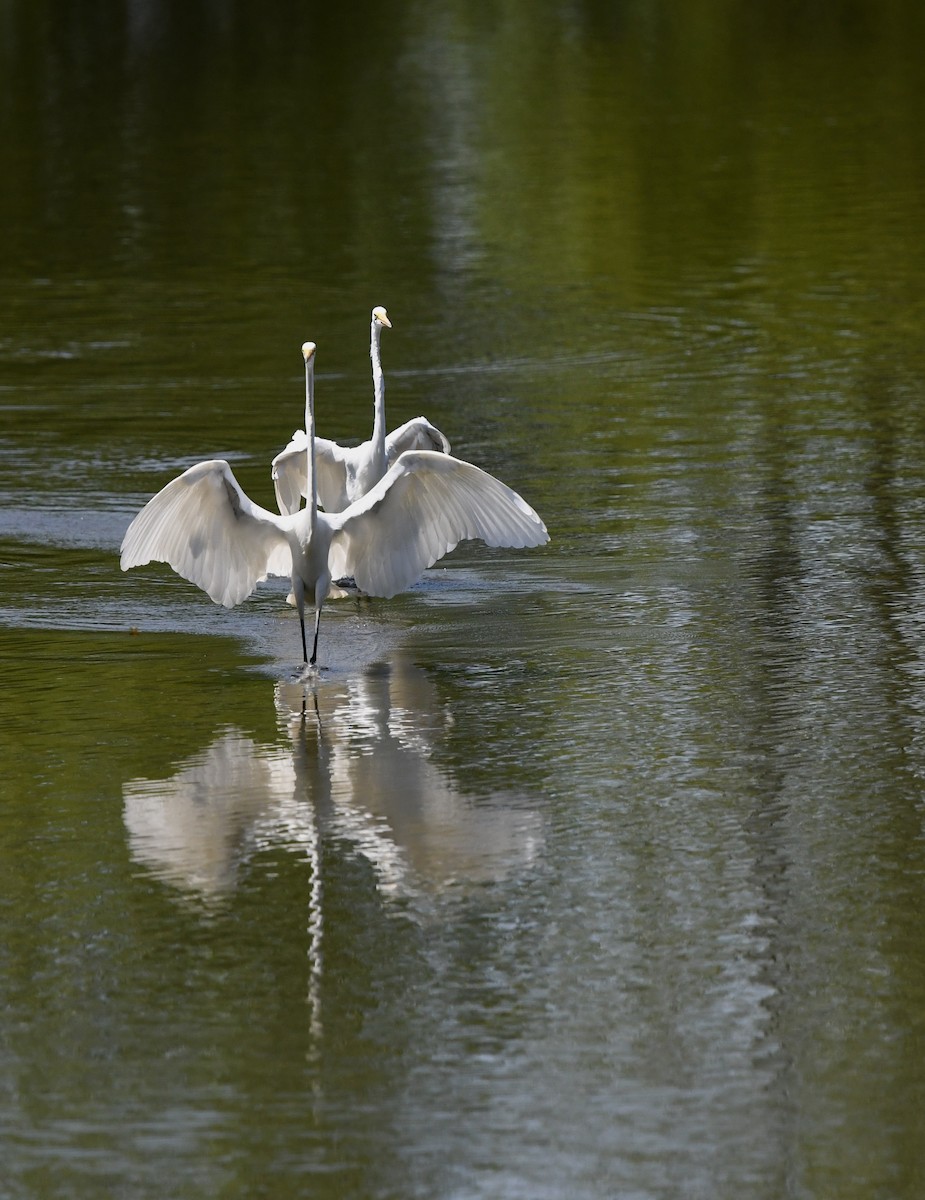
[372,305,392,329]
[302,341,316,362]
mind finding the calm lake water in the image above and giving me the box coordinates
[2,2,925,1197]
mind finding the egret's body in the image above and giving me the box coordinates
[121,342,548,667]
[272,306,450,515]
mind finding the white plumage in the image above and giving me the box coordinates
[121,341,548,666]
[271,306,450,514]
[326,449,548,599]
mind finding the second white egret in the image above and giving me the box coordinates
[271,306,450,515]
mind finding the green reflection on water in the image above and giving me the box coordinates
[2,0,925,1196]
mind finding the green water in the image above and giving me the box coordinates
[2,2,925,1197]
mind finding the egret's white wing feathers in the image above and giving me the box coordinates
[386,418,451,462]
[120,460,291,607]
[272,418,451,516]
[328,450,548,599]
[272,432,356,515]
[271,431,308,515]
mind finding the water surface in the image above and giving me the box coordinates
[2,2,925,1197]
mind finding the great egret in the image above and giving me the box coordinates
[121,341,548,667]
[271,306,450,514]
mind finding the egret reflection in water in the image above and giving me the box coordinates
[123,730,302,899]
[123,652,545,907]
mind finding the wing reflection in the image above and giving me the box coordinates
[292,665,545,898]
[123,731,300,900]
[123,653,545,907]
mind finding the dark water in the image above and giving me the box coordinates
[3,2,925,1197]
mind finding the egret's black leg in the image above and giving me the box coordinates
[300,613,308,665]
[310,607,322,666]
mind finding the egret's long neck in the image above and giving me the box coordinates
[370,320,387,466]
[305,357,318,530]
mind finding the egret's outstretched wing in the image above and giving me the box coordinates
[271,431,350,514]
[271,431,307,515]
[385,418,451,463]
[328,450,548,599]
[120,459,291,608]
